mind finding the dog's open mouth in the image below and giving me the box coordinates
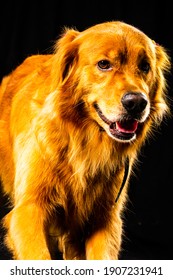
[94,103,139,141]
[109,119,138,140]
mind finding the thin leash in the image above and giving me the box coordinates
[115,157,130,203]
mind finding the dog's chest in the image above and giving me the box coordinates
[53,168,119,231]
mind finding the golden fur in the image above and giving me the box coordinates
[0,21,170,259]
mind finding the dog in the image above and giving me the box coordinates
[0,21,170,260]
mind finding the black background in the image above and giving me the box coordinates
[0,0,173,260]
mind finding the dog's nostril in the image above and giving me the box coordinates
[121,92,148,114]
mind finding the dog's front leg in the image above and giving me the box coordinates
[85,230,118,260]
[85,215,122,260]
[4,203,51,260]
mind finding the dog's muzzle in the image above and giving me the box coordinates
[94,92,149,142]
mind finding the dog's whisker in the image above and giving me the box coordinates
[73,100,85,109]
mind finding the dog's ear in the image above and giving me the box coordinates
[155,44,171,76]
[152,43,171,120]
[52,28,80,85]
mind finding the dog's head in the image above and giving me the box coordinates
[53,21,171,143]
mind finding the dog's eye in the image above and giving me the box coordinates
[138,59,150,74]
[97,60,112,71]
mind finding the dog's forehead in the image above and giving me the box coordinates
[77,22,153,58]
[81,21,150,41]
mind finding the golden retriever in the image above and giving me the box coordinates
[0,21,170,260]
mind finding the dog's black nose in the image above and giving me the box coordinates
[121,92,148,115]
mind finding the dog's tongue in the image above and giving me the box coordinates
[116,119,138,133]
